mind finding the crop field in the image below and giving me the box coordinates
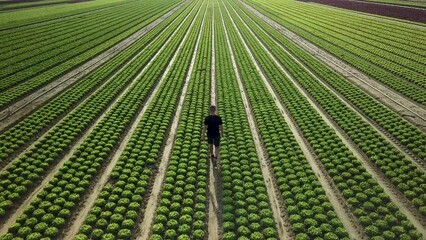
[0,0,425,239]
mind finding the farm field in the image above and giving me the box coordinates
[0,0,425,239]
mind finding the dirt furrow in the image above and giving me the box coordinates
[347,0,426,10]
[135,4,207,238]
[59,4,201,237]
[232,7,426,173]
[234,11,426,232]
[218,3,292,239]
[208,0,220,239]
[240,1,426,130]
[0,0,188,130]
[222,2,367,238]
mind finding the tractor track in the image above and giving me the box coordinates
[222,1,367,238]
[208,0,221,238]
[240,0,426,130]
[0,0,188,129]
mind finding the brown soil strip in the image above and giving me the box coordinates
[60,5,197,238]
[347,0,426,10]
[223,2,367,238]
[235,8,426,173]
[0,1,187,131]
[308,1,426,29]
[218,3,292,238]
[0,4,192,234]
[298,0,426,23]
[135,4,207,239]
[239,12,426,232]
[208,1,220,239]
[240,1,426,131]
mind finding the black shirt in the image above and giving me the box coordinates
[204,115,223,138]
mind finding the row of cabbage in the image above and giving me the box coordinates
[75,2,207,239]
[220,0,422,238]
[0,0,130,30]
[0,0,192,175]
[150,4,211,239]
[0,1,201,238]
[244,0,426,105]
[218,1,349,239]
[0,0,182,109]
[228,0,426,164]
[215,3,280,239]
[229,0,426,216]
[0,0,196,219]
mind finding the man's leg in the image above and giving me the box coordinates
[214,145,220,159]
[209,144,214,159]
[214,136,220,158]
[214,137,220,170]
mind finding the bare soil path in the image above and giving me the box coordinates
[208,0,220,238]
[240,1,426,131]
[235,10,426,232]
[60,4,199,237]
[223,2,367,238]
[0,0,187,131]
[218,3,292,238]
[135,4,207,238]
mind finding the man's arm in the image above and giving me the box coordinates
[220,125,224,138]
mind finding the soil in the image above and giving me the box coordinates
[219,5,293,238]
[135,5,205,239]
[298,0,426,23]
[0,1,187,132]
[208,3,220,239]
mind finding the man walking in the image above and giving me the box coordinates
[202,105,223,166]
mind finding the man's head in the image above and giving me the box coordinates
[209,105,216,114]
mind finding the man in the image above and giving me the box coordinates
[201,105,223,165]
